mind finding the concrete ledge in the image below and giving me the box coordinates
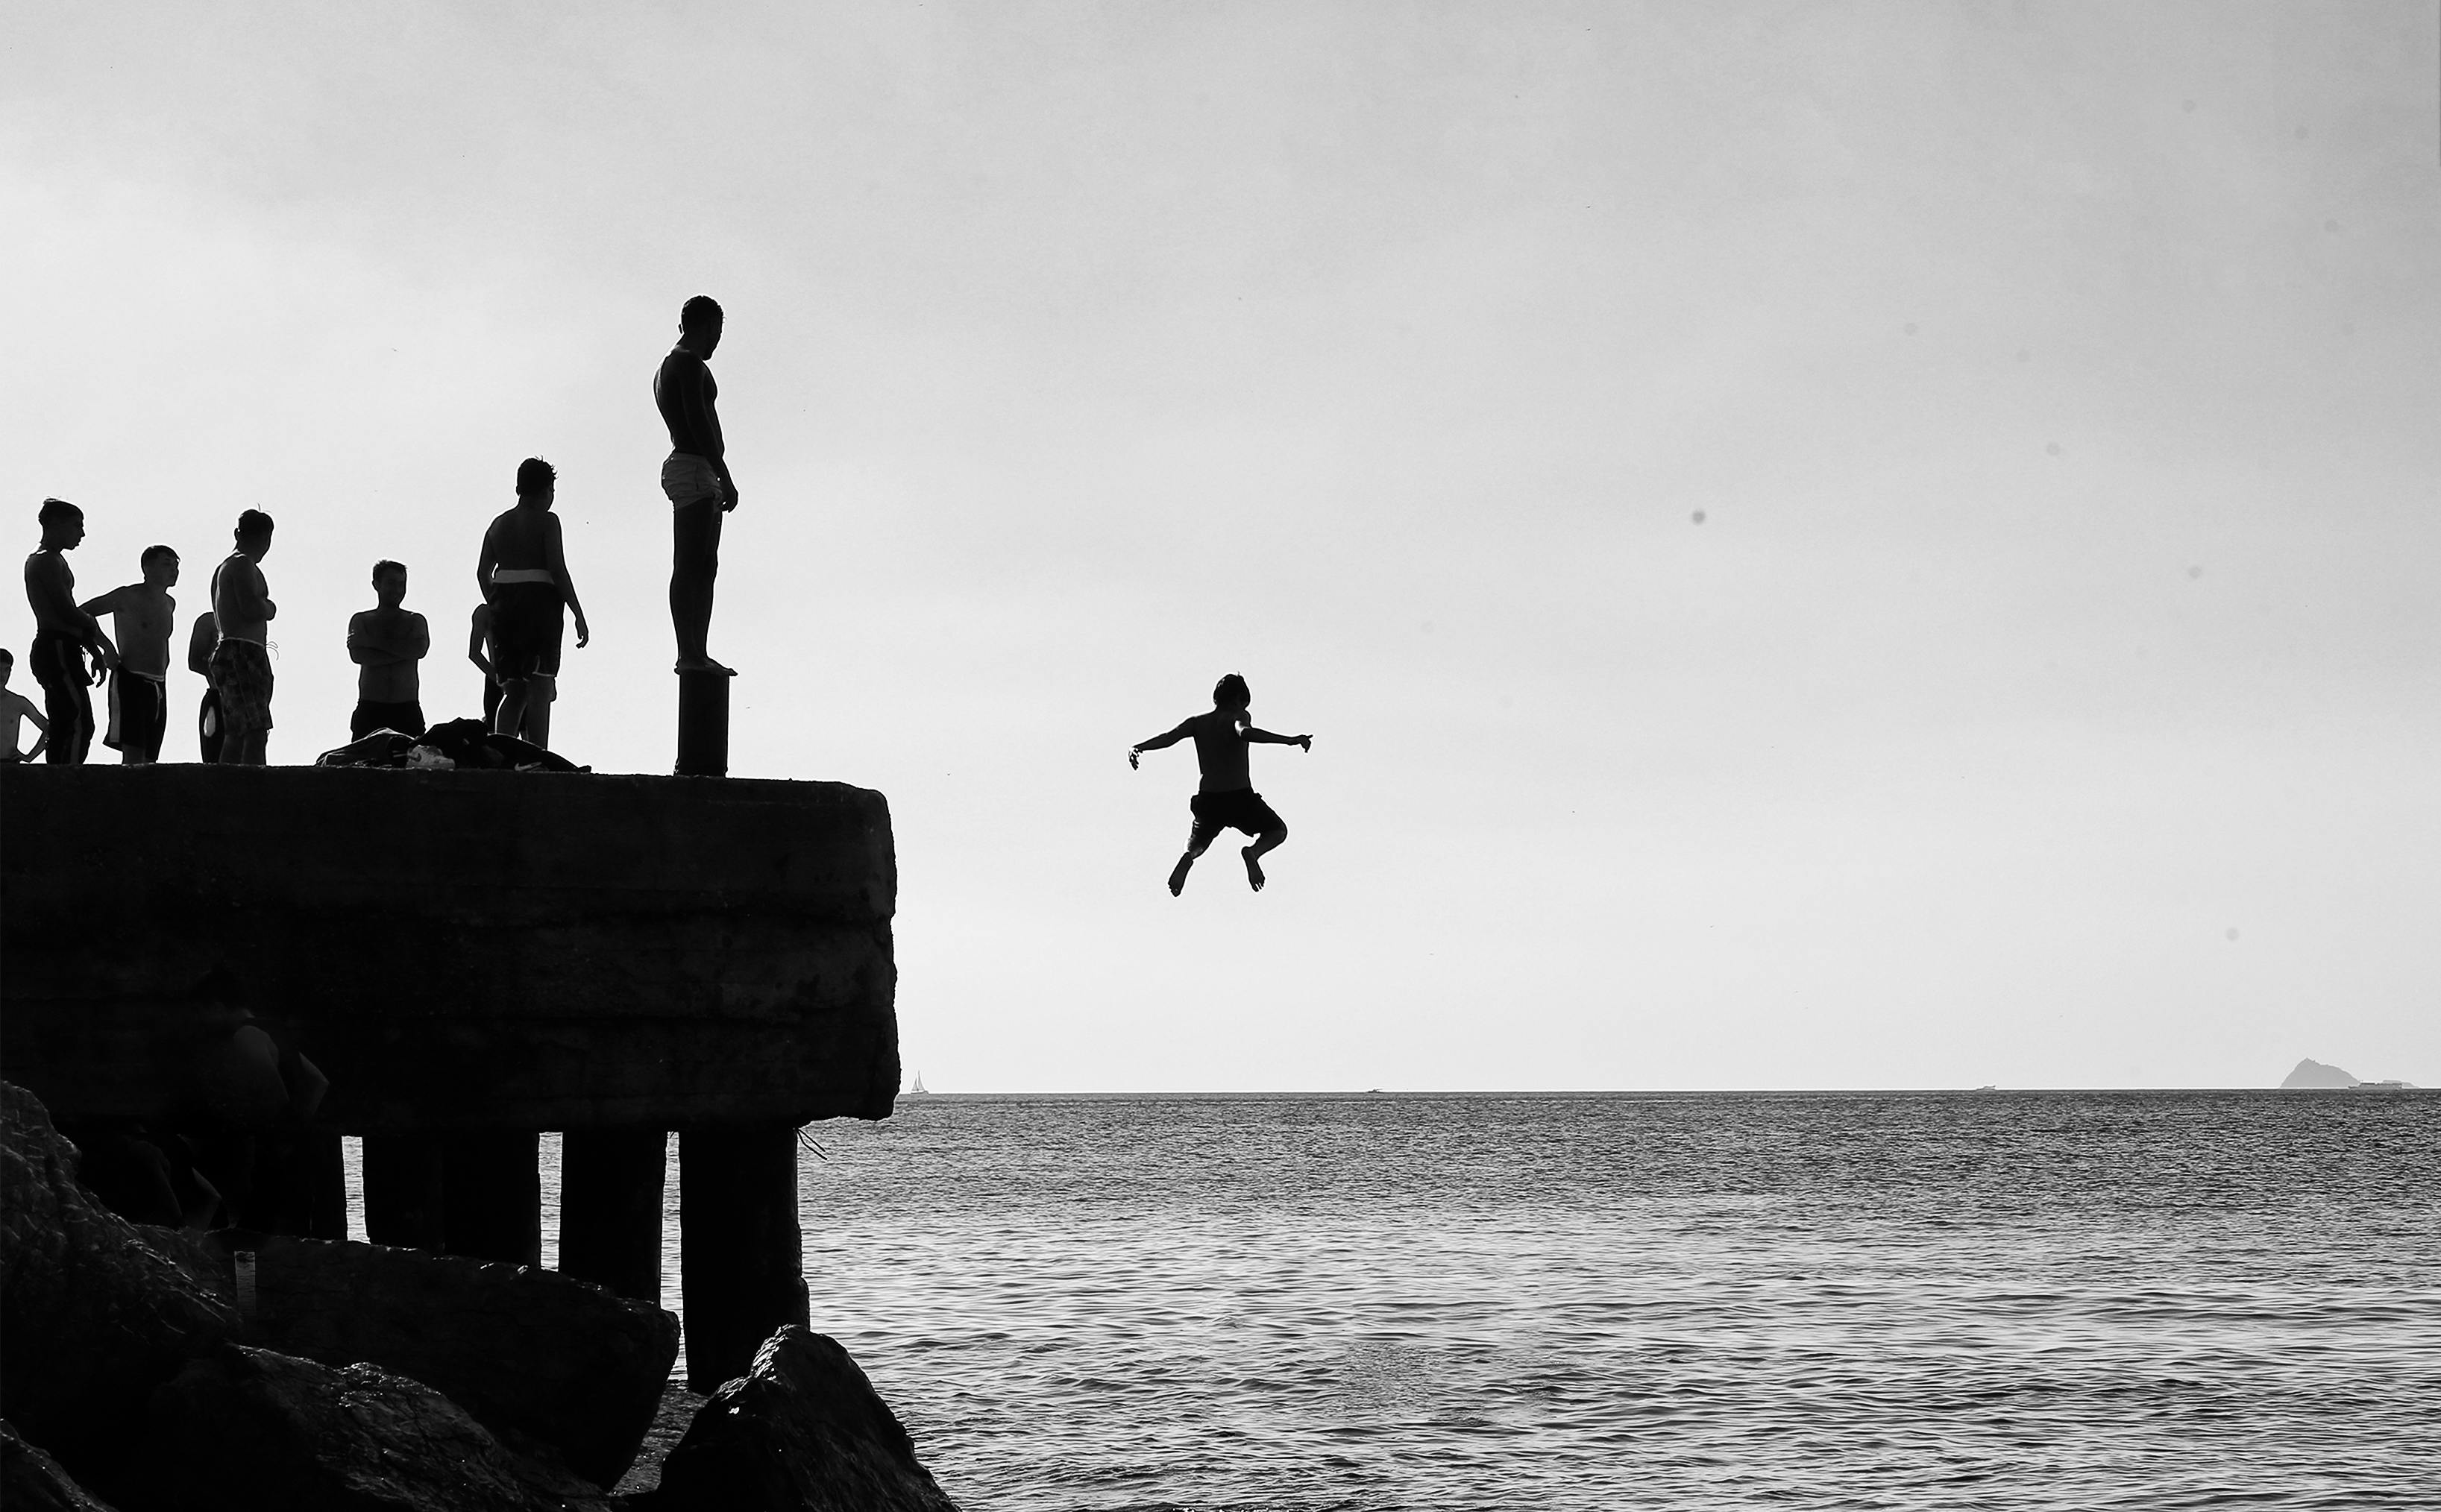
[1,766,899,1132]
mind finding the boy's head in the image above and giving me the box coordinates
[1213,672,1251,713]
[37,497,84,550]
[516,457,556,504]
[680,294,723,356]
[1,647,13,686]
[141,544,180,588]
[371,559,407,607]
[234,508,274,557]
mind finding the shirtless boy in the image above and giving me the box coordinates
[80,544,180,763]
[655,294,738,674]
[186,610,220,762]
[477,458,588,748]
[1,649,52,762]
[1129,672,1313,895]
[346,560,430,739]
[22,498,119,764]
[208,509,277,766]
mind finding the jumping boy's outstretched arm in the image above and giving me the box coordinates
[1128,719,1193,769]
[1245,726,1313,752]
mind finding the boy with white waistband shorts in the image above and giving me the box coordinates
[655,294,738,675]
[80,543,180,763]
[477,457,588,749]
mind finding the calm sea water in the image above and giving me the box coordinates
[359,1092,2441,1509]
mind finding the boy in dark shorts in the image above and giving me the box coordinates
[22,497,119,764]
[476,458,588,749]
[1129,672,1313,895]
[208,509,277,766]
[80,544,180,763]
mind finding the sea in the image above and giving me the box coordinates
[359,1091,2441,1510]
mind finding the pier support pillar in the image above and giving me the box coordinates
[676,671,729,778]
[559,1127,667,1303]
[441,1130,541,1266]
[679,1124,807,1391]
[362,1133,446,1249]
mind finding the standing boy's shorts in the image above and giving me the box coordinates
[488,584,565,681]
[107,671,169,762]
[1188,789,1284,849]
[208,640,275,734]
[663,451,725,578]
[31,631,93,763]
[351,699,428,740]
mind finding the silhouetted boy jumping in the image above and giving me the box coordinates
[1130,673,1313,895]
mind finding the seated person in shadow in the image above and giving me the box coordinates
[346,558,430,739]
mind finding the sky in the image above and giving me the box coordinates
[4,2,2435,1092]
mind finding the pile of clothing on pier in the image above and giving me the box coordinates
[312,716,587,773]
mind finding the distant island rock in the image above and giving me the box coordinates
[2280,1058,2358,1089]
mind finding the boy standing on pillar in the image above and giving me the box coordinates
[656,294,738,675]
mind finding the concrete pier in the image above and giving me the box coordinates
[560,1127,668,1302]
[442,1130,543,1267]
[679,1123,809,1390]
[363,1134,447,1250]
[676,670,730,778]
[1,762,899,1376]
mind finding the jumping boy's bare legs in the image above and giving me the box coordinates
[1169,832,1210,896]
[1241,820,1289,892]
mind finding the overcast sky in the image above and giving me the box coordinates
[6,2,2435,1091]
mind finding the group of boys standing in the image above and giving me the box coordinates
[2,295,740,767]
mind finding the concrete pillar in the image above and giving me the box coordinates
[676,671,729,777]
[679,1124,807,1391]
[559,1127,667,1303]
[441,1130,541,1266]
[362,1133,446,1249]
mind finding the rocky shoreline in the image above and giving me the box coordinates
[0,1081,957,1511]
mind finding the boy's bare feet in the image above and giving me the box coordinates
[673,657,735,675]
[1242,845,1266,892]
[1168,856,1193,896]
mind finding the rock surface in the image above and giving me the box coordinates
[143,1343,612,1512]
[0,1420,118,1512]
[2279,1058,2358,1089]
[641,1326,958,1511]
[0,1083,237,1490]
[228,1235,679,1488]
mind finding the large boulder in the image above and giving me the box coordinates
[0,1083,236,1490]
[142,1343,612,1511]
[224,1235,679,1488]
[641,1327,958,1512]
[0,1420,117,1511]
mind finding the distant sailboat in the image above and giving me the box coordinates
[907,1071,931,1095]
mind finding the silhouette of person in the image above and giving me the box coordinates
[186,609,221,762]
[468,601,502,730]
[1130,672,1313,895]
[477,457,588,748]
[1,649,52,762]
[656,294,738,675]
[208,508,278,766]
[80,544,180,764]
[346,559,430,739]
[22,498,119,764]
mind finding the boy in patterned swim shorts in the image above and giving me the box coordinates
[208,509,277,765]
[1129,672,1315,896]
